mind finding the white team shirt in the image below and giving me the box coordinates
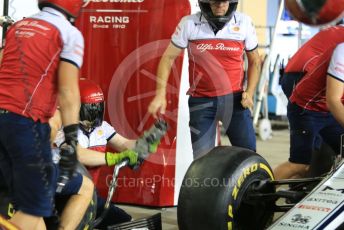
[171,12,258,96]
[328,42,344,82]
[172,11,258,50]
[31,7,84,68]
[55,121,117,150]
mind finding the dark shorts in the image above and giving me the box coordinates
[0,112,56,217]
[287,103,344,164]
[56,164,83,196]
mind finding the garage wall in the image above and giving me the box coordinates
[6,0,39,21]
[238,0,268,48]
[1,0,39,47]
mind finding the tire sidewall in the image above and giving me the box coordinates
[178,146,275,230]
[226,156,274,230]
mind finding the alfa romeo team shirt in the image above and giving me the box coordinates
[55,121,117,182]
[171,12,258,97]
[328,43,344,87]
[290,26,344,112]
[0,7,84,122]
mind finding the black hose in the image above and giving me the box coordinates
[92,206,110,228]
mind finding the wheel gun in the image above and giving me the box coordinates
[133,119,168,168]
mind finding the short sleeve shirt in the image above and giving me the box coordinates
[328,43,344,83]
[171,12,258,97]
[55,121,117,153]
[289,26,344,111]
[0,7,84,122]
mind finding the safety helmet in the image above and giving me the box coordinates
[285,0,344,25]
[198,0,238,31]
[79,79,105,133]
[38,0,84,19]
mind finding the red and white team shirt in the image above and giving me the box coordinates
[172,12,258,97]
[290,26,344,112]
[55,121,116,154]
[0,7,84,122]
[55,121,117,181]
[328,43,344,84]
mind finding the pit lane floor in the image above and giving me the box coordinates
[115,128,290,230]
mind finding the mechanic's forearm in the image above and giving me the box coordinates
[112,139,136,152]
[77,147,107,167]
[49,110,62,144]
[58,89,80,127]
[246,58,261,95]
[57,61,80,127]
[328,101,344,128]
[156,55,174,97]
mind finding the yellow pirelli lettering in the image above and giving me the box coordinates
[232,185,239,200]
[228,204,233,218]
[228,221,233,230]
[237,174,244,188]
[251,163,258,172]
[7,203,14,218]
[232,163,259,200]
[243,167,251,179]
[259,163,274,180]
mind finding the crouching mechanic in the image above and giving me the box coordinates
[49,110,95,230]
[54,79,159,228]
[274,23,344,180]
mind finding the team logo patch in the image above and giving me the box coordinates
[97,129,104,136]
[232,26,240,32]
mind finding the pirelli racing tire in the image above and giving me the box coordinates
[178,146,275,230]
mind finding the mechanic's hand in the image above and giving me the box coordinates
[241,91,254,110]
[0,16,14,27]
[148,94,166,119]
[105,149,138,166]
[59,144,78,177]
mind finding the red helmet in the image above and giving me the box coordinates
[38,0,84,19]
[79,79,105,132]
[285,0,344,25]
[79,78,104,104]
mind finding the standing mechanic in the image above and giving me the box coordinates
[148,0,261,158]
[0,0,85,229]
[274,23,344,180]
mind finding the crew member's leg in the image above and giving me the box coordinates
[57,173,94,230]
[274,103,322,180]
[0,113,56,230]
[224,93,256,151]
[320,115,344,155]
[188,96,217,159]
